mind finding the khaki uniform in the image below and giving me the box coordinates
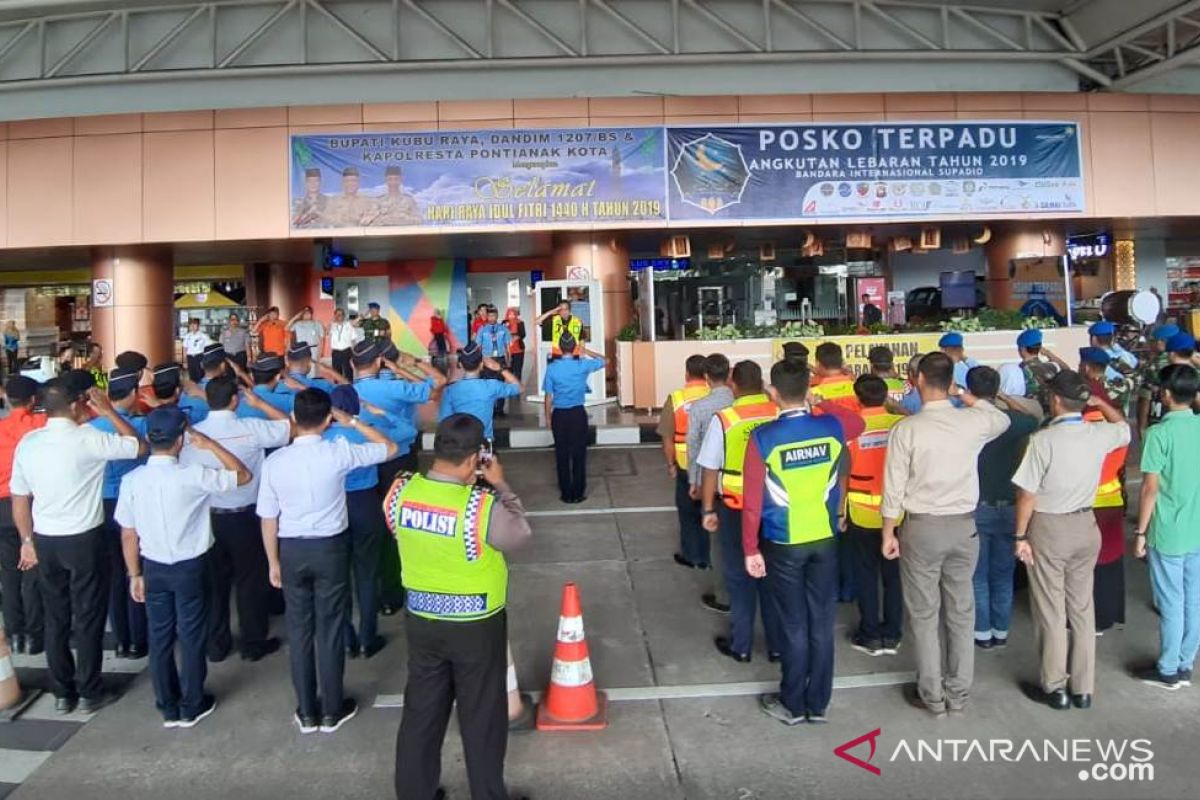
[291,194,329,228]
[1012,414,1131,695]
[326,194,376,227]
[368,192,421,226]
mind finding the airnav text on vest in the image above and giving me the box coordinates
[781,442,832,468]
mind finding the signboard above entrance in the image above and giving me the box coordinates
[289,121,1084,232]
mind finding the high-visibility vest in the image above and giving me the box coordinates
[1084,407,1127,508]
[385,473,508,622]
[753,412,846,546]
[815,373,860,412]
[845,407,904,528]
[668,381,710,469]
[550,315,584,355]
[884,377,906,403]
[716,394,779,509]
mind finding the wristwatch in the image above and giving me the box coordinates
[1014,534,1029,542]
[20,536,32,545]
[702,509,717,517]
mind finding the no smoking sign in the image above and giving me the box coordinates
[92,278,114,308]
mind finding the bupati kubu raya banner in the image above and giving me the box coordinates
[667,122,1084,221]
[290,127,666,230]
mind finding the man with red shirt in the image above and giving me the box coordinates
[0,375,45,653]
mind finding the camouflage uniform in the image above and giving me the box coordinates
[367,192,421,226]
[1138,351,1171,427]
[1022,357,1060,415]
[291,193,330,228]
[326,194,377,227]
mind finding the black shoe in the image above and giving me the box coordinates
[714,636,750,663]
[433,789,446,800]
[1039,688,1070,710]
[54,696,78,714]
[79,693,116,714]
[293,710,319,734]
[1180,668,1193,687]
[13,634,25,655]
[1071,693,1092,709]
[319,698,358,733]
[346,646,361,659]
[1133,665,1181,691]
[673,553,698,569]
[113,644,130,659]
[207,648,231,663]
[127,646,148,660]
[849,633,884,657]
[880,638,900,655]
[27,638,43,656]
[903,683,946,719]
[700,593,730,614]
[241,638,281,662]
[991,636,1008,650]
[362,636,387,659]
[974,637,995,651]
[177,695,217,728]
[768,651,782,663]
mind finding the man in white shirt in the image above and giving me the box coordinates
[10,375,146,714]
[257,387,396,734]
[117,406,252,728]
[182,318,213,383]
[180,376,292,663]
[288,306,326,377]
[328,308,356,381]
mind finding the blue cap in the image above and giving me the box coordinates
[286,343,313,361]
[1153,324,1181,341]
[1079,346,1111,366]
[1016,329,1043,349]
[146,406,187,445]
[252,353,284,373]
[330,384,360,416]
[1089,321,1116,337]
[201,343,225,366]
[938,332,964,348]
[458,340,483,368]
[108,366,140,392]
[152,363,182,387]
[367,302,381,310]
[350,339,380,365]
[1166,332,1196,353]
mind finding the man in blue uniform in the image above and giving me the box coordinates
[542,333,607,504]
[199,343,230,387]
[351,339,445,478]
[325,385,389,658]
[439,341,522,443]
[475,306,513,416]
[90,366,149,659]
[282,343,346,394]
[149,363,209,424]
[238,353,295,421]
[939,332,978,390]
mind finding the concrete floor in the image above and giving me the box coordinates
[13,445,1200,800]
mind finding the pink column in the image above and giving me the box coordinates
[90,246,175,368]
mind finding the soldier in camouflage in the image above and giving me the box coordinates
[365,166,421,226]
[291,168,330,228]
[326,166,376,227]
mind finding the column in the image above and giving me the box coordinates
[549,231,632,362]
[90,246,175,368]
[266,262,312,317]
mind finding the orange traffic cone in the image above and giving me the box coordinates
[536,582,607,731]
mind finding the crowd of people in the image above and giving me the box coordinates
[666,323,1200,725]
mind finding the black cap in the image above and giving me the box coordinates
[781,341,809,362]
[330,385,360,416]
[304,167,321,178]
[558,332,577,353]
[342,166,359,177]
[286,343,313,362]
[385,166,402,176]
[107,367,140,393]
[1047,370,1091,403]
[145,406,187,445]
[868,345,894,367]
[63,369,95,399]
[4,375,38,402]
[152,363,182,387]
[351,340,380,366]
[201,343,226,366]
[380,342,400,362]
[114,351,148,372]
[458,341,483,370]
[253,353,284,373]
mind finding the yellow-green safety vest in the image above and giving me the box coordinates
[757,413,846,546]
[716,394,779,509]
[385,473,508,622]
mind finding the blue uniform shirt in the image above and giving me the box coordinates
[900,387,922,414]
[178,393,209,424]
[1104,343,1138,383]
[952,357,979,389]
[354,376,429,455]
[475,323,512,359]
[543,357,605,410]
[438,376,521,441]
[238,383,295,420]
[90,410,148,500]
[323,423,378,492]
[280,371,336,394]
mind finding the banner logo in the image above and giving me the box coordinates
[835,728,882,776]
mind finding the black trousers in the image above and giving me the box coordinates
[378,455,415,610]
[145,554,210,721]
[103,499,147,651]
[279,534,350,719]
[332,348,353,381]
[36,527,108,700]
[482,358,508,414]
[208,508,272,658]
[848,521,903,642]
[675,469,709,567]
[185,354,204,383]
[229,352,248,371]
[551,406,588,502]
[395,610,509,800]
[508,352,524,383]
[344,489,385,649]
[0,498,42,641]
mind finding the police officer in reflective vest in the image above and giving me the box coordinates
[742,359,856,725]
[697,361,781,662]
[659,355,710,568]
[810,342,859,411]
[388,414,532,800]
[844,375,905,658]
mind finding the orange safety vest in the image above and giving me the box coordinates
[668,381,710,469]
[845,407,904,528]
[815,373,861,413]
[1084,407,1127,508]
[716,394,779,509]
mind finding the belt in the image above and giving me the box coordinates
[979,500,1014,507]
[211,505,254,515]
[906,511,974,520]
[1041,507,1094,515]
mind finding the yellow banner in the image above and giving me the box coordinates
[772,333,942,376]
